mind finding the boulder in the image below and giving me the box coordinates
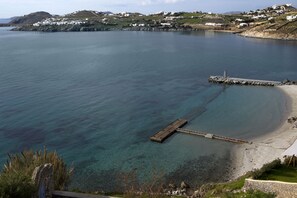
[288,116,297,124]
[168,183,176,189]
[181,181,190,189]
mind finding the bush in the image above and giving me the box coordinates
[251,159,281,179]
[2,147,73,190]
[0,171,36,198]
[284,155,297,167]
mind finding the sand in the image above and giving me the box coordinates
[230,85,297,179]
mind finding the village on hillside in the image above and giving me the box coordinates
[0,3,294,40]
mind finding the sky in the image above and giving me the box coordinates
[0,0,295,18]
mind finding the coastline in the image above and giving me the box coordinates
[230,85,297,179]
[240,31,297,41]
[8,26,297,41]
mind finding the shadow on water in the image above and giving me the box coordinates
[183,85,227,121]
[70,152,232,192]
[164,153,232,187]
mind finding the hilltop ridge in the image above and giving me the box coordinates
[9,11,52,25]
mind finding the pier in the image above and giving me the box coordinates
[150,119,188,143]
[176,128,249,144]
[208,72,282,86]
[150,119,249,144]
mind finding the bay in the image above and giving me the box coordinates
[0,28,296,191]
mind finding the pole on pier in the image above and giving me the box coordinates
[223,70,227,79]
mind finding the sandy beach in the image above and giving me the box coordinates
[231,85,297,179]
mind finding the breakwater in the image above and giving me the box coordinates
[208,76,282,86]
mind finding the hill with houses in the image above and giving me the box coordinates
[7,4,297,40]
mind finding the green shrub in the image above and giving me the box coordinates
[251,159,281,179]
[2,147,73,190]
[0,171,36,198]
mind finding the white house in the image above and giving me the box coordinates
[205,23,223,27]
[287,15,297,21]
[161,22,171,26]
[238,23,248,28]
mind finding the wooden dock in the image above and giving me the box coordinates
[150,119,249,144]
[150,119,188,143]
[209,76,282,86]
[176,128,249,144]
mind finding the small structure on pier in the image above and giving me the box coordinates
[223,70,227,79]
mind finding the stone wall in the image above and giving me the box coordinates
[244,178,297,198]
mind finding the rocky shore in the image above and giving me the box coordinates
[241,30,297,41]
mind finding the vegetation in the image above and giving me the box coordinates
[250,159,281,180]
[1,150,296,198]
[252,157,297,183]
[197,174,276,197]
[256,165,297,183]
[197,160,284,197]
[0,147,73,198]
[0,171,36,198]
[199,174,249,197]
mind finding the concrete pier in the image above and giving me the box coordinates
[176,128,249,144]
[209,76,282,86]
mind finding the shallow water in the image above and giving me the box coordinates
[0,28,296,191]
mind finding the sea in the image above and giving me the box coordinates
[0,19,11,24]
[0,27,296,191]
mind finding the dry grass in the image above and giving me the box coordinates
[3,147,73,190]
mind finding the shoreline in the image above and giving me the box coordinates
[8,27,297,42]
[239,30,297,41]
[230,85,297,179]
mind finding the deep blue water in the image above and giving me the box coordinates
[0,28,296,191]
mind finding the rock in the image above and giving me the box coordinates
[181,181,190,189]
[193,190,201,197]
[293,121,297,129]
[288,116,297,124]
[168,183,176,189]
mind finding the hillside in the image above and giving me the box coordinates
[10,11,52,25]
[9,4,297,40]
[241,11,297,40]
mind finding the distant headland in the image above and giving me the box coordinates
[1,4,297,40]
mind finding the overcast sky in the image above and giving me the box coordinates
[0,0,295,18]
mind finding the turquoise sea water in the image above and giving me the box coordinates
[0,28,296,191]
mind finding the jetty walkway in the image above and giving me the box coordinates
[176,128,249,144]
[150,119,249,144]
[208,76,282,86]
